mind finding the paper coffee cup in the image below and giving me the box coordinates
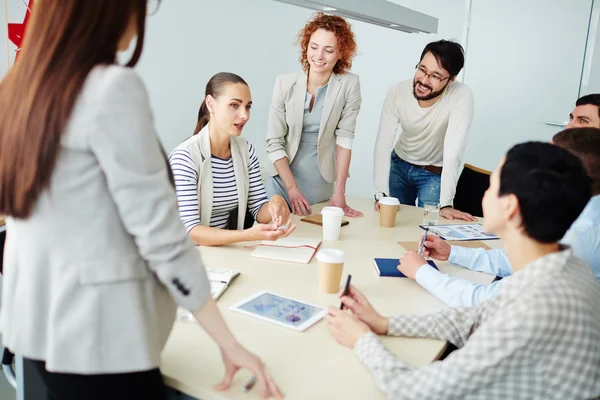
[321,206,344,240]
[379,197,400,228]
[316,249,345,294]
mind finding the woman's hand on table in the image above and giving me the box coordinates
[329,192,363,218]
[246,221,295,241]
[287,186,311,216]
[215,341,284,399]
[337,285,388,335]
[267,195,290,227]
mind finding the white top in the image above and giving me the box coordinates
[373,80,474,206]
[169,143,268,230]
[168,126,254,231]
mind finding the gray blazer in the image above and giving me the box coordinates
[265,71,361,183]
[0,66,211,374]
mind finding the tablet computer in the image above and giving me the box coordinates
[229,291,326,332]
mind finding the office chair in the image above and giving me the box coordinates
[453,164,491,218]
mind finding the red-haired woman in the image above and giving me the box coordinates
[265,13,363,217]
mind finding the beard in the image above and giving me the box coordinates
[412,79,449,101]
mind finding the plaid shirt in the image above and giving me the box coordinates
[355,249,600,399]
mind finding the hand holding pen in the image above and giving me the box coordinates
[418,234,452,261]
[418,227,429,256]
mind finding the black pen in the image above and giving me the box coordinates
[340,274,352,309]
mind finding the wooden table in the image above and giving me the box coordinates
[160,197,500,400]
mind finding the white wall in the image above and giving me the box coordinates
[136,0,470,197]
[461,0,592,171]
[582,0,600,95]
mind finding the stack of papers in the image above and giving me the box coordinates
[419,224,499,241]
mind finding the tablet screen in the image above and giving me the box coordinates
[237,292,324,328]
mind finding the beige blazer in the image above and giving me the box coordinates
[265,71,361,183]
[0,66,211,374]
[171,126,250,230]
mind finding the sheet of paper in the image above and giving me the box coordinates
[418,224,499,241]
[398,240,492,252]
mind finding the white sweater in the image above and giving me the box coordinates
[373,80,474,206]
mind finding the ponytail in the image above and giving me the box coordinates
[194,100,210,135]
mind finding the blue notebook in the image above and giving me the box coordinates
[373,258,438,278]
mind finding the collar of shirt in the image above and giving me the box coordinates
[573,194,600,229]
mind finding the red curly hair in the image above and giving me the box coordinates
[297,13,357,75]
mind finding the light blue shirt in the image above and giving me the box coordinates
[415,195,600,307]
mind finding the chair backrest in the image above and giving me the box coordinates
[453,164,491,218]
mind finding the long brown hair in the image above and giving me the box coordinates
[0,0,148,218]
[194,72,248,135]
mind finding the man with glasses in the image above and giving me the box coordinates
[373,40,475,221]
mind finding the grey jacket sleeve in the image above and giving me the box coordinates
[88,68,211,312]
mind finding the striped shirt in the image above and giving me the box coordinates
[169,142,268,231]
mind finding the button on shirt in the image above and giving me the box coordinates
[354,249,600,399]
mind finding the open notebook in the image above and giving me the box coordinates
[206,268,240,300]
[250,237,322,264]
[176,268,240,321]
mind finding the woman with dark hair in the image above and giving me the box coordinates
[265,13,363,217]
[0,1,282,399]
[169,72,294,246]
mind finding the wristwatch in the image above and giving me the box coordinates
[440,205,452,210]
[374,192,388,201]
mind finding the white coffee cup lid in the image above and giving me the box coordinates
[379,197,400,206]
[321,206,344,216]
[316,248,345,263]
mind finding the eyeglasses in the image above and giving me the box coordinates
[415,64,450,85]
[147,0,162,16]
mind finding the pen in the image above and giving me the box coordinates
[340,274,352,310]
[243,375,257,392]
[418,227,429,255]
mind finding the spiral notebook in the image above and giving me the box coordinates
[250,237,322,264]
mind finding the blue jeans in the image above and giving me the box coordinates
[389,151,441,207]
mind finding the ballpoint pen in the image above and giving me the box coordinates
[418,227,429,255]
[340,275,352,310]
